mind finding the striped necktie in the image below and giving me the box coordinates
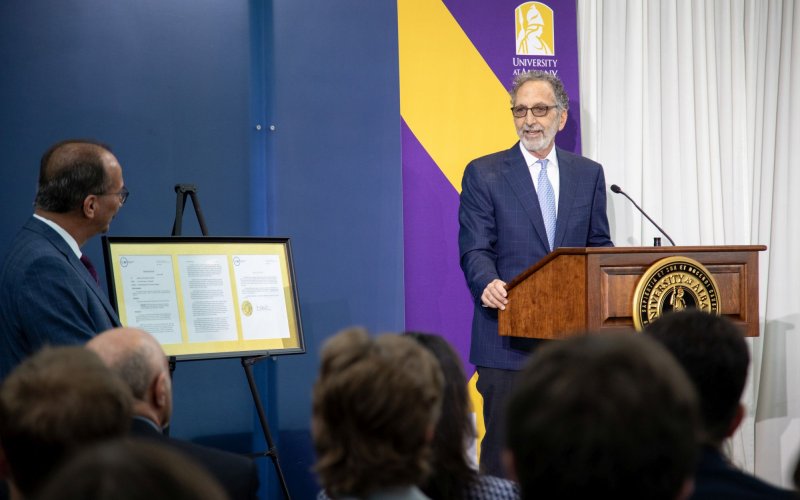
[537,159,556,251]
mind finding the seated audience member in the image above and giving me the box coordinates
[405,332,518,500]
[313,328,444,499]
[34,439,228,500]
[86,328,259,500]
[0,347,131,500]
[505,333,700,500]
[646,310,795,498]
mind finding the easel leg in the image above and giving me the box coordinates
[242,357,291,500]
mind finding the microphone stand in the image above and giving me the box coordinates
[610,185,676,246]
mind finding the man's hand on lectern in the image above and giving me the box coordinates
[481,279,508,310]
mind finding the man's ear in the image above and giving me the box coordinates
[557,108,568,131]
[153,371,169,409]
[725,403,746,438]
[502,449,517,482]
[82,194,98,219]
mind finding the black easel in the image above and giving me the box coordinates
[171,184,291,500]
[171,184,209,237]
[242,355,291,500]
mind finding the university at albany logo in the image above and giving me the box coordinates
[632,256,721,330]
[515,2,555,56]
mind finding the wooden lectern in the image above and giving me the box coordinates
[498,246,766,339]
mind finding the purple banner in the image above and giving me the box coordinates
[443,0,582,152]
[402,1,581,371]
[402,119,474,366]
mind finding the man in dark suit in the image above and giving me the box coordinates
[646,310,795,499]
[459,70,613,475]
[87,327,260,500]
[0,140,125,379]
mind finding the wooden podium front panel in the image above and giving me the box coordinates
[500,255,586,339]
[589,250,758,336]
[708,265,743,317]
[501,246,763,339]
[591,266,639,328]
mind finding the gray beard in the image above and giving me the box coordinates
[519,120,559,155]
[521,134,550,153]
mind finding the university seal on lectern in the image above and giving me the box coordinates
[632,256,720,330]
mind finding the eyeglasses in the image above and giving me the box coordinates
[94,186,130,205]
[511,104,558,118]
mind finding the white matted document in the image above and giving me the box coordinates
[118,254,182,345]
[232,254,290,340]
[177,254,238,343]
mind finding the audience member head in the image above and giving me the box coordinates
[87,327,172,429]
[0,346,132,498]
[405,332,478,498]
[313,328,444,498]
[34,439,229,500]
[646,310,749,447]
[505,333,699,500]
[34,140,126,242]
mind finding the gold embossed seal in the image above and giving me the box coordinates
[632,256,721,330]
[241,300,253,317]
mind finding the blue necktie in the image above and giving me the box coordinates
[537,159,556,251]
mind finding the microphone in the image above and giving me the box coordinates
[610,184,676,246]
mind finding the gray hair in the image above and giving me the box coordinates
[510,70,569,110]
[112,340,163,400]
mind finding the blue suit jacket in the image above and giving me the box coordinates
[0,216,121,379]
[459,144,613,370]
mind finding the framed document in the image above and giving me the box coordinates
[102,236,304,359]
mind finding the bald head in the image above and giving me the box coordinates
[87,328,168,402]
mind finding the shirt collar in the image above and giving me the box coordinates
[519,142,559,170]
[33,213,82,258]
[133,415,165,433]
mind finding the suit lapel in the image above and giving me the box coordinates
[500,144,551,251]
[25,217,121,325]
[554,148,576,249]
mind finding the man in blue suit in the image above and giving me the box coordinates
[459,70,613,476]
[0,140,125,380]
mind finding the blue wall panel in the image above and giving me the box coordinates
[266,0,404,495]
[0,0,257,453]
[0,0,403,497]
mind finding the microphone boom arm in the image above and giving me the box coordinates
[611,185,676,246]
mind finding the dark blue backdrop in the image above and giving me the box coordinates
[0,1,403,498]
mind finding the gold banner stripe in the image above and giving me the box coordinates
[398,0,517,193]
